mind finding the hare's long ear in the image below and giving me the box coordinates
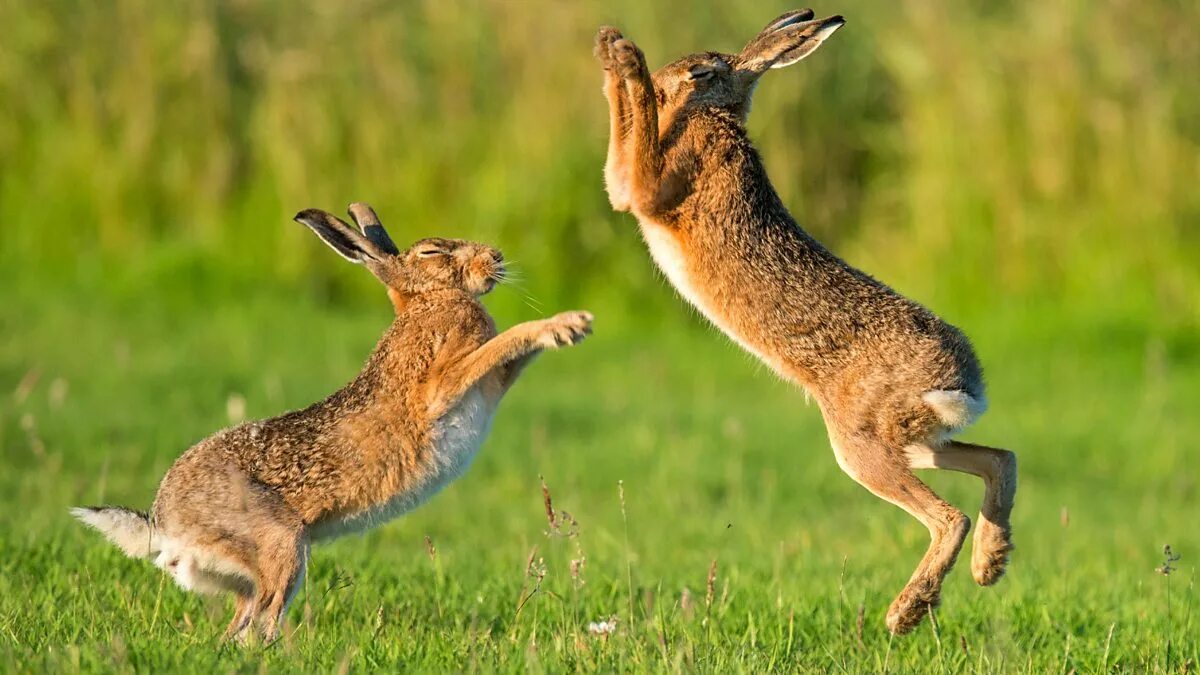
[758,8,816,34]
[294,209,386,263]
[347,202,400,256]
[738,13,844,74]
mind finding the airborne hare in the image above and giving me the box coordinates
[73,203,593,642]
[595,10,1016,634]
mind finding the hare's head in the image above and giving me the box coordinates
[295,203,505,308]
[399,236,506,296]
[632,10,844,122]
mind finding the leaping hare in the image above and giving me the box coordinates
[73,203,593,642]
[595,11,1016,634]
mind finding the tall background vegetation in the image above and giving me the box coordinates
[3,0,1196,323]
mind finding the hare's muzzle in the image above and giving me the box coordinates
[484,250,505,282]
[468,247,505,295]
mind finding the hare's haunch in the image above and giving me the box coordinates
[73,203,593,643]
[595,10,1016,635]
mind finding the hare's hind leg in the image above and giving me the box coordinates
[907,441,1016,586]
[831,433,970,635]
[155,538,260,642]
[252,528,307,643]
[223,593,257,642]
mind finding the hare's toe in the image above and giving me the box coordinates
[971,519,1013,586]
[542,326,580,348]
[540,311,593,348]
[885,577,941,635]
[595,26,624,67]
[612,39,646,78]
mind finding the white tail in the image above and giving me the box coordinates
[71,506,160,559]
[922,389,988,430]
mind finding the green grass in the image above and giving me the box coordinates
[1,274,1196,672]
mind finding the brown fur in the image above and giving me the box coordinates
[595,11,1016,634]
[75,203,592,643]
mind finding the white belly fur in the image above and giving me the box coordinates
[309,388,495,540]
[639,222,780,372]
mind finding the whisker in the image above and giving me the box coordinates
[520,296,545,315]
[492,261,543,313]
[502,282,545,315]
[523,293,544,310]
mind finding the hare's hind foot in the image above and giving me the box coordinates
[885,514,970,635]
[255,545,307,644]
[884,511,971,635]
[885,575,942,635]
[222,594,257,643]
[971,518,1013,586]
[903,440,1017,588]
[217,546,306,645]
[831,434,970,635]
[969,446,1016,586]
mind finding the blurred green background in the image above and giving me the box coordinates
[2,0,1198,671]
[3,0,1197,319]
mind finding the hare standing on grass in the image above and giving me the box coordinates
[595,11,1016,634]
[72,203,593,643]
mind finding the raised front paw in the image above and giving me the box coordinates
[612,38,647,79]
[538,311,594,349]
[594,26,625,70]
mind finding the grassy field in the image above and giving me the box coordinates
[2,0,1198,671]
[1,272,1197,672]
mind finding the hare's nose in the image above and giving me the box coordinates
[490,251,504,264]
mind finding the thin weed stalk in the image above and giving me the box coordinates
[619,481,634,630]
[1100,622,1115,672]
[425,535,443,621]
[1157,544,1182,671]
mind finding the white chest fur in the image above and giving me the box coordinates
[421,387,496,497]
[310,388,496,540]
[639,221,778,370]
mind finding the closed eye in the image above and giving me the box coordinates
[416,248,446,257]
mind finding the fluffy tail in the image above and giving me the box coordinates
[922,389,988,430]
[71,506,161,559]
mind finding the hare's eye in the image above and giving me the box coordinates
[417,248,445,258]
[688,65,714,81]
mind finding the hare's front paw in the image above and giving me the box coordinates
[538,311,593,349]
[594,26,624,70]
[612,38,647,79]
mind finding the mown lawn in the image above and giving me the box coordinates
[1,277,1196,672]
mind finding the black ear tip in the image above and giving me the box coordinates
[294,209,323,224]
[821,16,846,36]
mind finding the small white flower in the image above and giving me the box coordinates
[587,617,618,636]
